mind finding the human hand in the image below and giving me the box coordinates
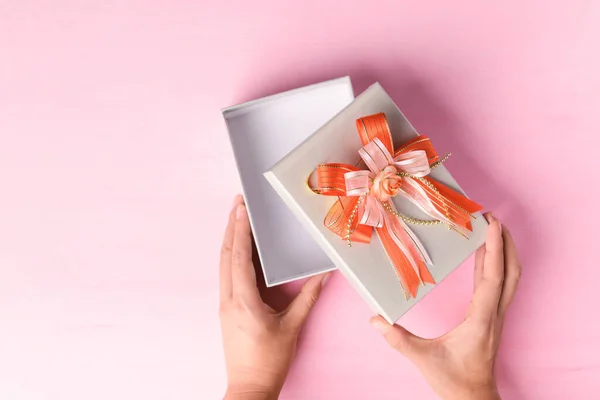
[370,214,520,400]
[220,195,330,400]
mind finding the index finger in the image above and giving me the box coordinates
[231,203,262,308]
[498,226,521,318]
[471,215,505,322]
[219,195,243,302]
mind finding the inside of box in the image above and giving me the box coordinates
[224,78,353,285]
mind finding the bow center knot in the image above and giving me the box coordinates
[372,165,402,201]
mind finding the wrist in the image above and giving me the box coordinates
[224,385,279,400]
[453,384,500,400]
[225,366,286,400]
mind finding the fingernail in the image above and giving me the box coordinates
[370,319,388,334]
[497,219,502,235]
[484,212,494,223]
[321,273,331,287]
[236,204,246,219]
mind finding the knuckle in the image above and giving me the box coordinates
[230,298,250,317]
[303,290,319,308]
[220,244,232,259]
[515,264,523,281]
[483,275,504,289]
[388,334,406,352]
[219,298,249,318]
[231,248,250,264]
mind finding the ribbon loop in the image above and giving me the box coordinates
[358,138,395,174]
[394,150,431,177]
[344,170,371,197]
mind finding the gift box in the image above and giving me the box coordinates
[265,83,487,322]
[223,77,354,286]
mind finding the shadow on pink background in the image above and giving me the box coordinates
[1,1,598,399]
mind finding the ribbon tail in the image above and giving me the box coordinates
[399,177,479,236]
[386,201,434,266]
[398,178,466,235]
[422,177,483,213]
[376,201,435,298]
[417,177,483,234]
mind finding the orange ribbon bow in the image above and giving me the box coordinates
[309,113,483,298]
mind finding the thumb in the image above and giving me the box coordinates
[369,315,424,358]
[284,272,330,331]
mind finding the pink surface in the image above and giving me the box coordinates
[0,1,598,399]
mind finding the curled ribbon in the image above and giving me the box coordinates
[309,113,483,298]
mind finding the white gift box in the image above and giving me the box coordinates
[265,83,487,322]
[223,77,354,286]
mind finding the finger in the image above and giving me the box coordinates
[219,195,243,302]
[498,226,521,318]
[473,244,485,291]
[473,212,493,292]
[231,202,262,308]
[369,315,425,359]
[471,214,504,322]
[284,272,330,331]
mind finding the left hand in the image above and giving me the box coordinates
[219,195,330,400]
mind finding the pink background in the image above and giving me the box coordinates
[1,1,598,399]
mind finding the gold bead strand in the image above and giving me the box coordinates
[382,201,443,226]
[414,174,476,220]
[429,153,452,170]
[346,195,365,247]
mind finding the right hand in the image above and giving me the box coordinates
[370,214,521,400]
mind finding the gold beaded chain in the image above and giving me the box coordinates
[429,153,452,170]
[345,195,365,247]
[413,175,476,220]
[382,201,443,226]
[412,175,453,228]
